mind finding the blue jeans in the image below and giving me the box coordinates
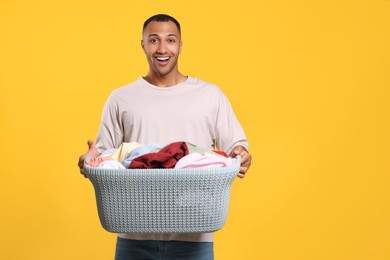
[115,237,214,260]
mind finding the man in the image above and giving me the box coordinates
[78,14,252,260]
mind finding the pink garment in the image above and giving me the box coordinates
[174,152,236,169]
[87,156,113,168]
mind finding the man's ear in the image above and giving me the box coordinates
[141,40,145,53]
[179,40,183,54]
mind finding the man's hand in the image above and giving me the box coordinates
[78,139,101,178]
[230,146,252,178]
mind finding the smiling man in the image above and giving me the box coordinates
[142,18,185,86]
[78,14,252,260]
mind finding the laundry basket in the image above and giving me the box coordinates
[84,156,241,234]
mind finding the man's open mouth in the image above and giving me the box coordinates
[155,57,170,61]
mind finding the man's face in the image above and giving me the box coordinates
[142,21,182,78]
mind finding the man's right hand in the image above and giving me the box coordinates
[78,139,101,178]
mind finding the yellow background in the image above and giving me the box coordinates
[1,0,389,259]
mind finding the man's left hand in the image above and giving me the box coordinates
[230,146,252,178]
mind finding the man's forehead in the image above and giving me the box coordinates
[143,21,180,36]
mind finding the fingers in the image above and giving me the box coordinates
[77,139,97,178]
[230,145,246,157]
[78,156,87,177]
[78,158,89,178]
[240,152,252,168]
[234,148,252,179]
[78,162,88,178]
[78,156,84,169]
[78,145,89,172]
[237,165,249,178]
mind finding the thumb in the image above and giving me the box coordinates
[86,139,99,156]
[87,139,95,150]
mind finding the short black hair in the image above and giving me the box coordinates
[143,14,181,35]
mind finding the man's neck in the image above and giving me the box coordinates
[143,72,187,88]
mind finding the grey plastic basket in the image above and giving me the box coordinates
[84,156,240,234]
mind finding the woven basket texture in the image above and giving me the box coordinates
[84,156,240,233]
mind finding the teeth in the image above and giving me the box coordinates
[156,57,169,61]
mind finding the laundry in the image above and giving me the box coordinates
[212,150,229,158]
[174,152,236,169]
[108,142,141,163]
[185,143,228,157]
[98,160,126,169]
[87,156,113,168]
[87,141,234,170]
[186,142,214,155]
[129,141,189,169]
[123,143,164,168]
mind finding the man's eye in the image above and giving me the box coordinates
[167,39,176,43]
[149,39,158,43]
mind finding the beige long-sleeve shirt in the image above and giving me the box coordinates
[95,76,248,242]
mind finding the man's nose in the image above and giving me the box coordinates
[156,42,168,53]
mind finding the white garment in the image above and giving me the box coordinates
[95,76,249,242]
[98,160,126,169]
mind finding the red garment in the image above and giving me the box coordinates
[212,150,229,158]
[129,141,189,169]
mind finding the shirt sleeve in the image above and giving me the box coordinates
[214,90,249,155]
[95,93,124,153]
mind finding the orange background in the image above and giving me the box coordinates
[1,0,389,259]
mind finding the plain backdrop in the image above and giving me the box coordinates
[1,0,389,259]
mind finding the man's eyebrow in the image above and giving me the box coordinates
[147,33,178,38]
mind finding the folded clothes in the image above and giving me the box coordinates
[175,152,236,169]
[129,141,189,169]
